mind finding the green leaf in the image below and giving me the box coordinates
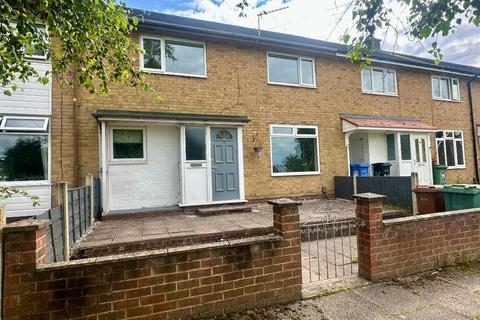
[3,90,11,96]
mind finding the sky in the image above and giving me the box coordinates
[124,0,480,67]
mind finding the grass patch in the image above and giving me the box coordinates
[316,287,349,297]
[351,256,358,264]
[471,316,480,320]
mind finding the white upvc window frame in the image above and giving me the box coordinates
[435,130,466,169]
[266,52,316,88]
[12,22,49,60]
[361,67,398,96]
[139,35,207,78]
[0,130,50,185]
[0,116,49,131]
[110,127,147,164]
[431,75,460,102]
[269,124,320,176]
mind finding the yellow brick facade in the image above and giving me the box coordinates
[51,30,480,203]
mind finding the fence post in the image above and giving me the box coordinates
[353,172,358,197]
[0,205,6,319]
[411,172,419,215]
[85,173,95,225]
[56,182,70,261]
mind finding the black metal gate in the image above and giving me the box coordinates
[301,219,358,283]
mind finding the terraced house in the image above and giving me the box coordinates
[7,9,480,217]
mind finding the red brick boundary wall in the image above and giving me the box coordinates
[2,199,302,319]
[356,192,480,281]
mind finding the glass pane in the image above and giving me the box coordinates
[440,78,450,99]
[4,118,46,129]
[185,126,206,160]
[437,140,446,165]
[432,78,440,98]
[372,69,384,93]
[435,131,443,138]
[456,141,464,165]
[215,129,232,141]
[113,129,144,159]
[454,131,462,138]
[297,127,316,135]
[143,38,162,69]
[0,135,48,181]
[268,54,299,85]
[452,79,459,100]
[421,138,427,163]
[165,40,205,76]
[272,126,294,135]
[386,134,396,161]
[415,139,420,162]
[300,59,314,85]
[400,134,411,160]
[271,137,318,173]
[361,69,372,91]
[446,139,455,166]
[445,131,454,138]
[385,71,396,93]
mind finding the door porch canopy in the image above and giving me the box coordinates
[92,109,250,125]
[341,114,437,133]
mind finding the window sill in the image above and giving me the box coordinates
[432,98,461,103]
[109,159,147,165]
[446,166,466,170]
[362,90,399,97]
[267,82,317,89]
[271,171,320,177]
[141,68,207,79]
[1,181,51,187]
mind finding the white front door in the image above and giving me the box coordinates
[411,134,432,184]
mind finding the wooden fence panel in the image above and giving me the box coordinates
[34,183,97,262]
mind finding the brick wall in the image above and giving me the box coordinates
[2,199,302,319]
[50,29,480,199]
[356,193,480,281]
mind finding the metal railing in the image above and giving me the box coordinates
[301,219,358,283]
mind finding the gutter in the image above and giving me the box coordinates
[336,53,477,78]
[138,19,338,54]
[468,73,479,183]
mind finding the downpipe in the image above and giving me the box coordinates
[468,73,479,183]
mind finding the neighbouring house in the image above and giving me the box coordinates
[49,9,480,215]
[0,55,52,218]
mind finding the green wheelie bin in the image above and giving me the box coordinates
[441,185,480,211]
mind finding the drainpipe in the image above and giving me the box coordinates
[468,73,479,183]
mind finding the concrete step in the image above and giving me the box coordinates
[196,204,252,217]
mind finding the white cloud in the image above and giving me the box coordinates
[162,0,480,67]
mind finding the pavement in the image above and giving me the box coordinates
[211,265,480,320]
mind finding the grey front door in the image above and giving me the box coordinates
[211,128,239,201]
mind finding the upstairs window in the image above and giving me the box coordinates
[270,125,319,176]
[432,76,460,101]
[140,36,206,77]
[361,67,397,95]
[267,53,315,87]
[436,130,465,168]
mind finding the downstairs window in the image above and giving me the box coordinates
[270,125,319,176]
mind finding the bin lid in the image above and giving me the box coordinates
[412,185,442,193]
[432,165,448,169]
[350,163,369,167]
[441,184,480,194]
[372,162,392,167]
